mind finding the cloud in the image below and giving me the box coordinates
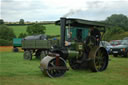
[1,0,128,21]
[1,0,48,21]
[67,0,128,20]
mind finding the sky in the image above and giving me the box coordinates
[1,0,128,22]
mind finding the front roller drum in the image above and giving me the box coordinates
[89,47,109,72]
[40,56,67,78]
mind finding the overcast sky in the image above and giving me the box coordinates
[1,0,128,22]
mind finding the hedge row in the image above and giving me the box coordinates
[0,39,12,46]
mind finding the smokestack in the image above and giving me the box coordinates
[60,17,66,47]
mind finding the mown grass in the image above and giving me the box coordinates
[9,26,27,37]
[0,52,128,85]
[44,24,60,36]
[9,24,60,37]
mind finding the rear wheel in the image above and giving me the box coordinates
[24,51,32,60]
[35,50,41,59]
[40,51,47,59]
[89,47,109,72]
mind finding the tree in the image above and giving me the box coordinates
[105,14,128,31]
[103,26,124,41]
[0,39,12,46]
[0,25,16,41]
[19,19,24,24]
[26,24,46,35]
[18,33,27,38]
[0,19,4,24]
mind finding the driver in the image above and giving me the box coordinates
[90,27,101,45]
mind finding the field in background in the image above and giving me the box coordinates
[0,52,128,85]
[9,25,27,37]
[9,24,60,37]
[44,24,60,36]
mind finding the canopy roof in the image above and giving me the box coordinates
[55,18,107,28]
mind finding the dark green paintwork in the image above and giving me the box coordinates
[65,27,89,41]
[13,38,22,47]
[22,40,59,49]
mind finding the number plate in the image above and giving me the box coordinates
[113,51,118,53]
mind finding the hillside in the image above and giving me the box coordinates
[9,24,60,37]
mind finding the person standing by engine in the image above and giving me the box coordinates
[90,27,101,45]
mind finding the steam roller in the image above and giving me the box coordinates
[40,17,109,78]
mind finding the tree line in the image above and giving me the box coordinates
[102,14,128,41]
[0,19,25,25]
[0,19,54,25]
[0,23,46,46]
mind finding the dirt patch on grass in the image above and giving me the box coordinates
[0,46,13,52]
[0,46,23,52]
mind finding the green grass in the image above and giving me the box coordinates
[9,24,60,37]
[9,26,27,37]
[44,24,60,36]
[0,52,128,85]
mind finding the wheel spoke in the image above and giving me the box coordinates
[46,58,67,78]
[89,47,109,72]
[24,51,32,60]
[95,50,105,70]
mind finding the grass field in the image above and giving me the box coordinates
[0,52,128,85]
[9,24,60,37]
[9,25,27,37]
